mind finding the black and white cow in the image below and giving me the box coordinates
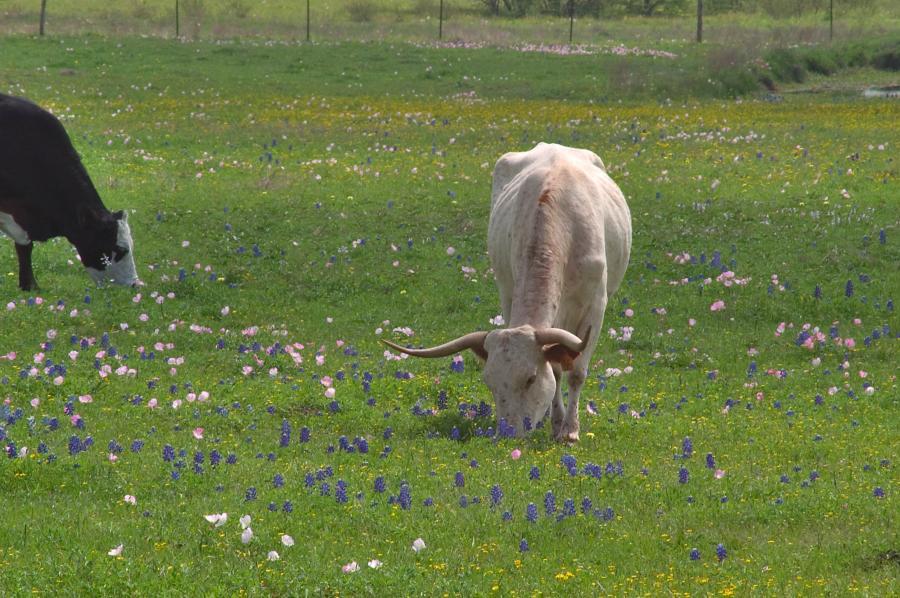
[0,93,138,290]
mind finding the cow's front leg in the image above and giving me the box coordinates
[549,365,565,438]
[15,242,37,291]
[557,366,587,443]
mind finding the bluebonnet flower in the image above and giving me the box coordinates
[37,442,48,454]
[245,487,257,501]
[706,453,716,469]
[682,437,693,458]
[336,480,349,504]
[383,427,393,440]
[583,463,602,479]
[490,485,503,507]
[502,511,512,521]
[814,285,822,299]
[355,437,369,454]
[162,444,175,462]
[581,497,593,514]
[529,466,540,480]
[320,482,330,496]
[716,544,727,562]
[398,484,411,510]
[459,495,468,508]
[305,473,315,487]
[268,502,278,512]
[280,420,291,447]
[68,436,82,456]
[283,501,293,513]
[561,498,576,518]
[454,472,465,487]
[809,471,819,482]
[519,539,529,552]
[780,474,790,484]
[171,470,180,481]
[299,427,310,443]
[374,476,386,493]
[226,453,237,465]
[193,451,204,465]
[845,280,854,298]
[544,491,556,515]
[526,503,538,523]
[679,466,689,484]
[274,474,285,488]
[690,548,700,561]
[423,497,434,507]
[873,487,885,498]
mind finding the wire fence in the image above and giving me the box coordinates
[5,1,891,48]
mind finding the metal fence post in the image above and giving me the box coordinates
[568,0,574,44]
[175,0,180,38]
[306,0,311,42]
[39,0,48,36]
[439,0,444,40]
[696,0,703,43]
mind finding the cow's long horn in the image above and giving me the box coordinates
[382,331,488,358]
[535,326,592,352]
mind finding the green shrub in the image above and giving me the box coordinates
[765,48,807,83]
[872,42,900,70]
[802,49,839,76]
[346,0,378,22]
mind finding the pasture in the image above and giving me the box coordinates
[0,34,898,595]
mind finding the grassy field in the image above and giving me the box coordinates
[0,34,898,595]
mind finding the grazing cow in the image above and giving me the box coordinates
[0,93,138,290]
[384,143,631,441]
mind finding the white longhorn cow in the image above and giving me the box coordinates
[384,143,631,441]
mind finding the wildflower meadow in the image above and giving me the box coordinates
[0,34,897,595]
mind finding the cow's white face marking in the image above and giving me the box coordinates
[86,217,139,286]
[483,327,557,436]
[0,211,31,245]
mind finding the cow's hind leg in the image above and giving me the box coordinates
[15,242,38,291]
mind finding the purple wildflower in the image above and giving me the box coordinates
[544,491,556,516]
[490,484,503,507]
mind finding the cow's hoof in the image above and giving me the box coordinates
[555,428,580,443]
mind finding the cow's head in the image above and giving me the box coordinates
[81,210,139,287]
[383,325,587,436]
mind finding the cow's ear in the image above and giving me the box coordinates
[113,210,126,221]
[543,344,579,371]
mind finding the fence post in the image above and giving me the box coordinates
[829,0,833,42]
[39,0,48,36]
[175,0,180,38]
[306,0,310,42]
[439,0,444,40]
[696,0,703,43]
[568,0,574,44]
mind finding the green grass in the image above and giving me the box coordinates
[0,35,898,595]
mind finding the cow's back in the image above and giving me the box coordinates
[0,94,104,241]
[488,143,631,326]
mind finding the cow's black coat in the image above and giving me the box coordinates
[0,93,129,290]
